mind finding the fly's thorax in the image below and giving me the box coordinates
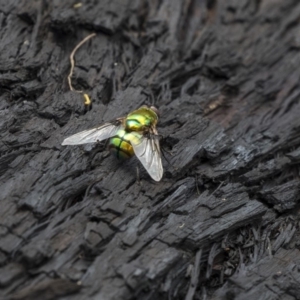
[108,129,142,160]
[125,106,158,131]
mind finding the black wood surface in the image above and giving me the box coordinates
[1,1,300,299]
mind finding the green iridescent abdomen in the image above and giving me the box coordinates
[109,129,142,160]
[109,106,158,159]
[125,106,158,131]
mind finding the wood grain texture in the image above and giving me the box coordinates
[1,0,300,299]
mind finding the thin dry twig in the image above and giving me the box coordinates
[67,33,96,94]
[206,180,225,201]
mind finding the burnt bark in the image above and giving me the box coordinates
[1,0,300,299]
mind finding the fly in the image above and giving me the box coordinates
[62,105,163,181]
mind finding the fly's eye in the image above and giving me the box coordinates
[150,106,159,116]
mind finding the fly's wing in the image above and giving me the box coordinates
[131,134,163,181]
[62,121,122,145]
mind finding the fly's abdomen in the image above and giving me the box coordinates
[109,137,134,160]
[109,129,141,159]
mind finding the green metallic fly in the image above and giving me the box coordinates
[62,105,163,181]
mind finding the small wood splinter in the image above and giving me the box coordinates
[67,33,96,106]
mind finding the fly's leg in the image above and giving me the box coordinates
[161,146,175,169]
[161,145,173,156]
[136,166,141,185]
[149,133,176,169]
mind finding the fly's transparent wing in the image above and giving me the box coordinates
[62,122,121,145]
[131,134,163,181]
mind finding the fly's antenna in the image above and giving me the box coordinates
[68,33,96,106]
